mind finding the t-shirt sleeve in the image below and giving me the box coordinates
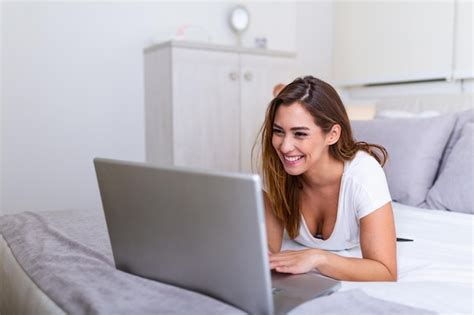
[353,158,392,219]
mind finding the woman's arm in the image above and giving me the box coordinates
[269,202,397,281]
[263,192,284,253]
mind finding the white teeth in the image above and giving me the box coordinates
[284,155,303,162]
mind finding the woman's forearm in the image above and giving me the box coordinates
[316,250,397,282]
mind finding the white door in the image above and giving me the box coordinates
[172,47,241,172]
[240,54,297,173]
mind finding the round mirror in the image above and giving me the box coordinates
[229,5,250,33]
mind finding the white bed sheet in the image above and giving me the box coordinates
[282,202,474,314]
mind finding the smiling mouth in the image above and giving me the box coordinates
[283,155,304,162]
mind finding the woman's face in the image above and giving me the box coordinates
[271,102,330,176]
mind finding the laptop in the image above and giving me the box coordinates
[94,158,340,315]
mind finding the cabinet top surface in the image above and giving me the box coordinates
[144,40,296,58]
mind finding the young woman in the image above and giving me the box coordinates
[257,76,397,281]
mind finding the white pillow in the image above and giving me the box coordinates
[438,109,474,174]
[351,114,456,207]
[375,110,440,119]
[426,123,474,213]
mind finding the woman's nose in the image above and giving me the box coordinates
[279,136,294,153]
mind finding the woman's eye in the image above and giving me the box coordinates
[295,132,308,138]
[272,129,284,135]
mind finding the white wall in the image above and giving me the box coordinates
[295,1,334,81]
[333,0,473,105]
[333,1,455,86]
[1,2,334,215]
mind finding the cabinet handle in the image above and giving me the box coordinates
[229,72,238,81]
[244,71,253,81]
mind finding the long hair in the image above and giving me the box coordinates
[254,76,387,239]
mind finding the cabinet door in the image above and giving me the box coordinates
[172,48,240,172]
[240,54,297,173]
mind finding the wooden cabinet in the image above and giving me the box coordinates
[144,41,297,173]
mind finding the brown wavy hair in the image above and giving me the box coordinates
[253,76,388,239]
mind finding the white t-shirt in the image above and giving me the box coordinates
[293,151,391,251]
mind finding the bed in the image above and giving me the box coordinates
[1,95,473,314]
[0,203,472,314]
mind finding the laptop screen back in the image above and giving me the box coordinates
[94,158,274,314]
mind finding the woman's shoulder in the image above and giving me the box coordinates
[342,150,387,193]
[343,151,392,219]
[345,150,383,176]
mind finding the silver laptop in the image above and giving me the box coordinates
[94,158,340,315]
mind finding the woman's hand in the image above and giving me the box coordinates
[269,249,327,274]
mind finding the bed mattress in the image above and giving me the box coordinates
[283,202,473,314]
[0,203,472,314]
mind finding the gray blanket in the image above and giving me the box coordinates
[0,209,436,315]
